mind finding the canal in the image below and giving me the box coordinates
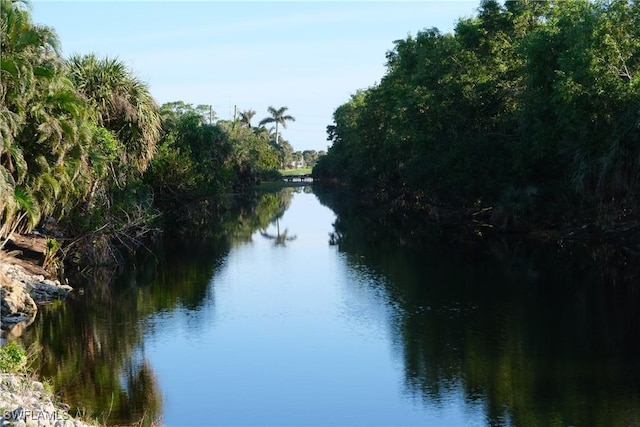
[22,186,640,426]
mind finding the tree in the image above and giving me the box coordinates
[318,0,640,224]
[1,0,97,236]
[272,138,293,170]
[147,101,280,204]
[60,54,164,253]
[195,104,216,124]
[302,150,319,166]
[239,109,256,128]
[65,54,162,176]
[258,106,295,146]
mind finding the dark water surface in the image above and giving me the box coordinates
[22,187,640,426]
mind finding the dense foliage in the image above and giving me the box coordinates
[1,0,97,236]
[1,0,284,263]
[315,0,640,226]
[152,101,284,196]
[1,0,165,245]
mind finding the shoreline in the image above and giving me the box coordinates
[313,183,640,253]
[1,234,73,340]
[0,372,97,427]
[1,236,97,427]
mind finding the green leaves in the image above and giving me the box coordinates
[1,0,88,235]
[258,106,296,163]
[13,185,40,228]
[65,54,162,175]
[320,0,640,222]
[0,341,27,373]
[147,101,280,209]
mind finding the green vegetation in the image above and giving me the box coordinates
[0,341,27,373]
[259,106,296,148]
[0,0,301,264]
[280,167,312,176]
[315,0,640,229]
[258,106,296,169]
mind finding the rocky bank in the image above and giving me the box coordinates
[0,373,96,427]
[1,250,72,339]
[1,236,96,427]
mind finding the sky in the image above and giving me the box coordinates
[32,1,480,153]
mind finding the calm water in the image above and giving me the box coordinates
[19,187,640,426]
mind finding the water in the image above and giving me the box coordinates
[18,187,640,426]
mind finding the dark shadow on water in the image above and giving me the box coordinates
[314,184,640,427]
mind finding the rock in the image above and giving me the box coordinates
[28,280,73,303]
[0,267,38,331]
[0,249,92,426]
[1,261,73,336]
[1,318,36,340]
[1,263,73,304]
[0,374,96,427]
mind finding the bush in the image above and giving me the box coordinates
[0,342,27,373]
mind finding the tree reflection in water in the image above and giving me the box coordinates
[315,186,640,427]
[260,217,297,246]
[18,185,640,427]
[18,189,295,426]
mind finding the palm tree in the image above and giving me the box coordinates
[258,106,295,146]
[1,0,52,232]
[239,109,256,128]
[65,54,162,175]
[1,0,95,236]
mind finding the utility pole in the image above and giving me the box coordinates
[233,105,237,122]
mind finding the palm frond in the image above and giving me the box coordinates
[13,185,40,230]
[259,117,275,126]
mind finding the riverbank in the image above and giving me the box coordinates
[0,236,96,426]
[0,372,97,427]
[314,184,640,253]
[1,235,73,340]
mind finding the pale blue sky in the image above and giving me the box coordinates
[32,1,480,152]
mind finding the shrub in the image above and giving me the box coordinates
[0,342,27,373]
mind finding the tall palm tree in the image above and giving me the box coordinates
[258,106,295,146]
[239,109,256,128]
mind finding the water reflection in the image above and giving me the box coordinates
[12,186,640,426]
[20,190,294,425]
[260,218,297,246]
[315,186,640,427]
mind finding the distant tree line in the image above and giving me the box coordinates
[0,0,295,264]
[314,0,640,227]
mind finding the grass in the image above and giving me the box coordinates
[258,181,312,191]
[279,167,312,176]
